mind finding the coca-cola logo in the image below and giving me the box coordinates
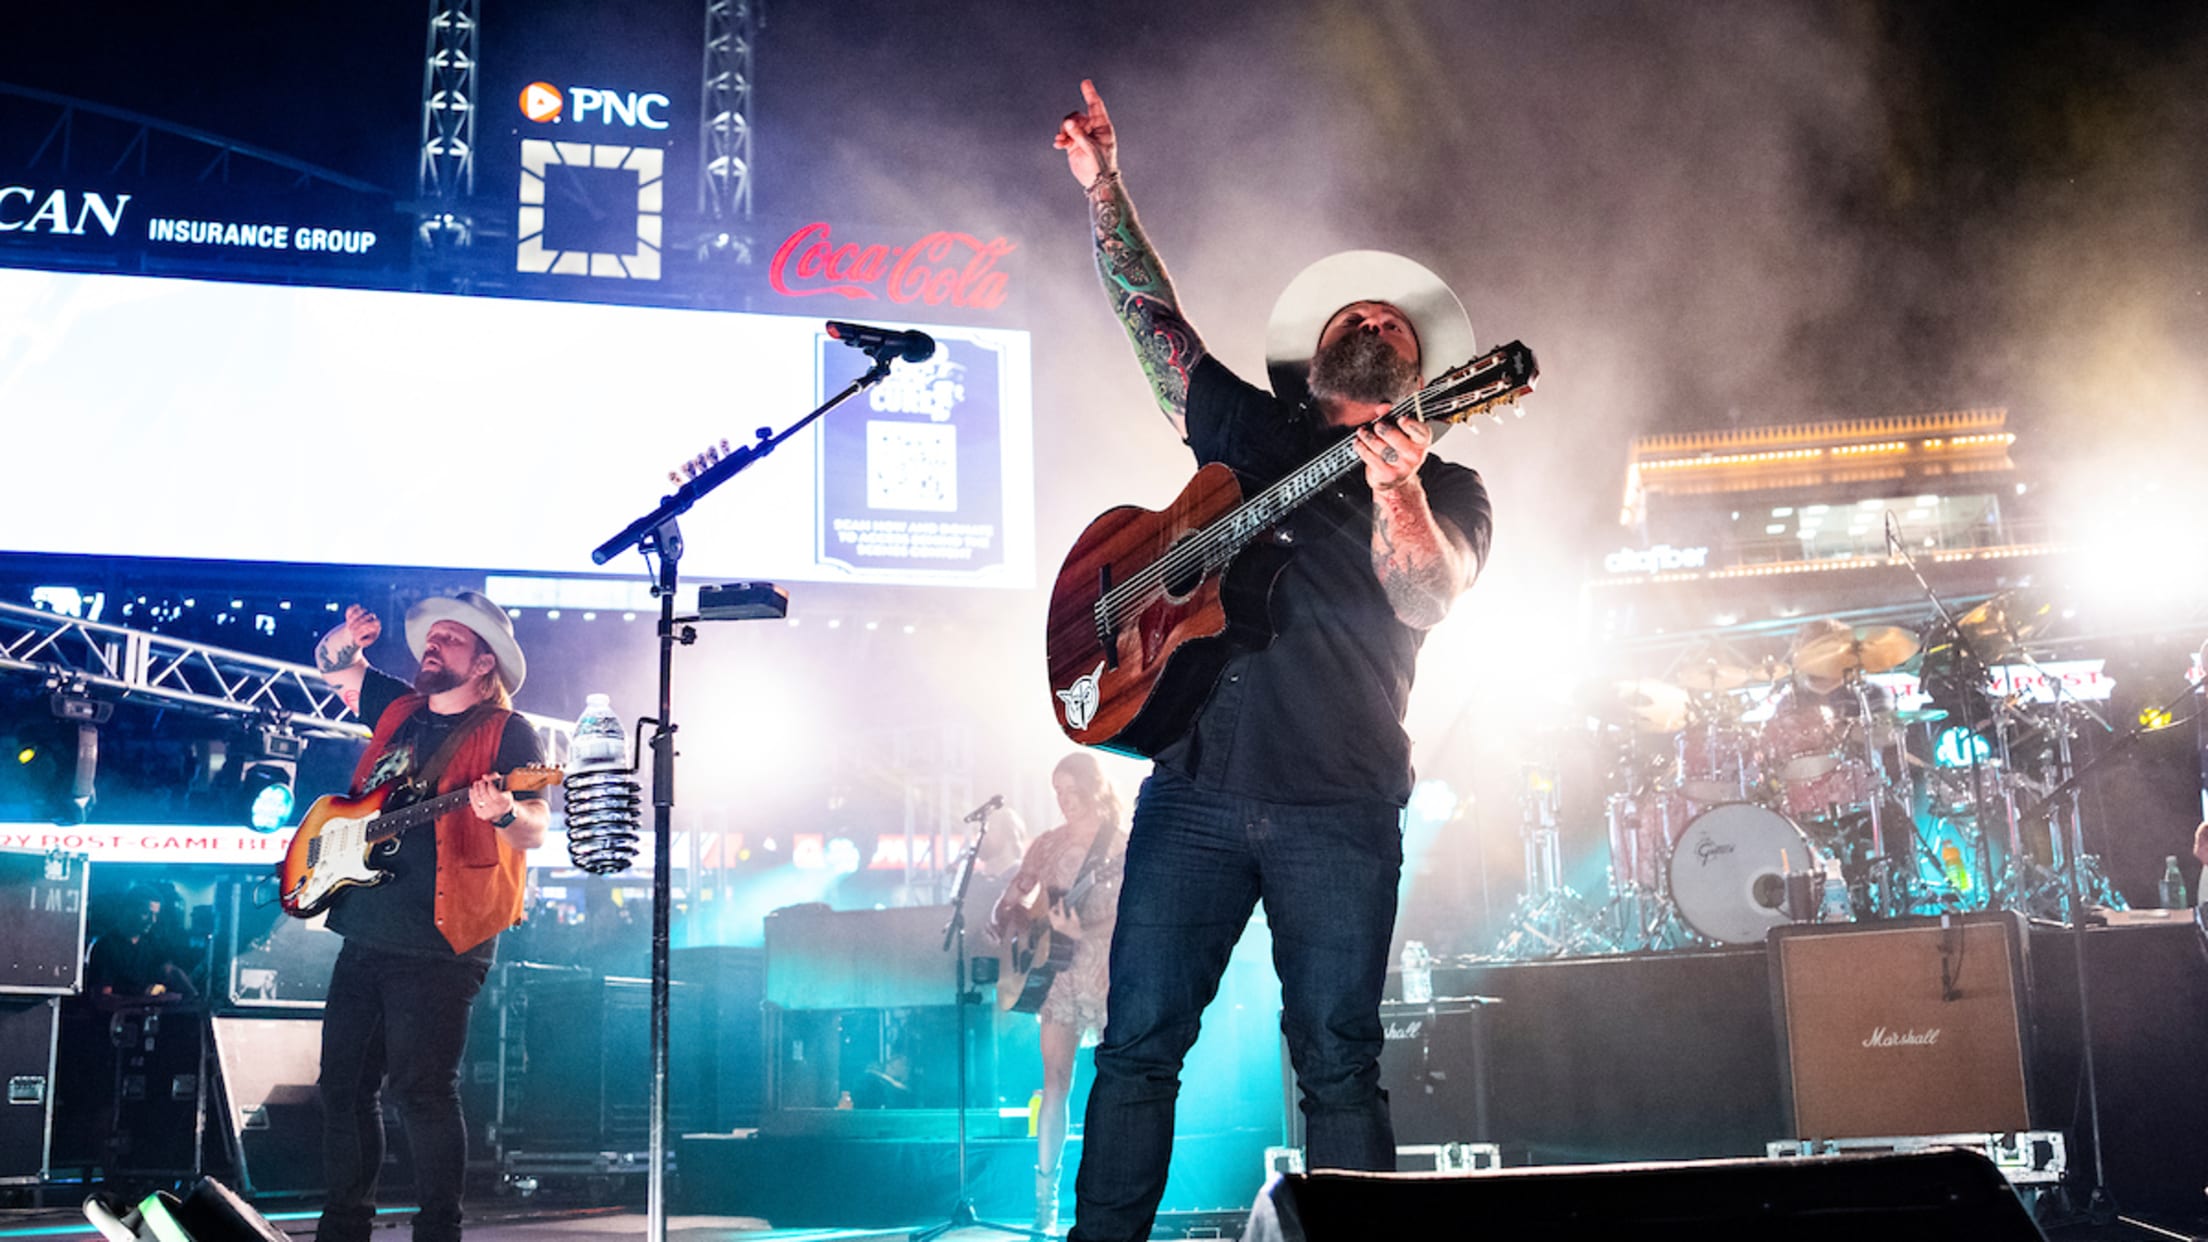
[769,221,1014,310]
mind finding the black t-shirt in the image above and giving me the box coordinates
[1153,355,1492,806]
[324,668,545,960]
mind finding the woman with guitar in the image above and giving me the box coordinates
[987,753,1125,1235]
[1051,79,1496,1242]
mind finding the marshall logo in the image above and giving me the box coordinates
[769,221,1014,310]
[1862,1026,1941,1048]
[1383,1020,1425,1041]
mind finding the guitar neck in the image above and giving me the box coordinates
[363,779,504,846]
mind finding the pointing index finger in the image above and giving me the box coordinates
[1081,78,1110,125]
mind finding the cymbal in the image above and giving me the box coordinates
[1951,590,2059,663]
[1888,706,1950,726]
[1601,678,1689,734]
[1673,659,1754,693]
[1793,625,1923,689]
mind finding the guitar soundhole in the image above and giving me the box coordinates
[1162,533,1206,601]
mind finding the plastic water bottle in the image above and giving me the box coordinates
[1399,940,1433,1005]
[1819,859,1854,923]
[572,693,628,771]
[2160,856,2189,909]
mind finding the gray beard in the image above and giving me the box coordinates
[1307,330,1420,407]
[413,663,466,696]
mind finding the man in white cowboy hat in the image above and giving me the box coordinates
[1050,80,1491,1241]
[309,591,547,1242]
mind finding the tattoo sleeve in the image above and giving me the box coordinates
[1371,480,1473,629]
[314,625,361,674]
[1088,173,1205,433]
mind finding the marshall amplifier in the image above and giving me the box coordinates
[1282,996,1497,1149]
[1770,912,2035,1139]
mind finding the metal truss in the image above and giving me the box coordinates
[416,0,480,245]
[698,0,759,260]
[0,81,382,194]
[0,602,366,741]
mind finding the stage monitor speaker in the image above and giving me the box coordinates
[1281,997,1496,1148]
[1770,912,2034,1139]
[85,1176,286,1242]
[1245,1148,2045,1242]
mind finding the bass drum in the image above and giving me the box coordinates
[1667,803,1824,946]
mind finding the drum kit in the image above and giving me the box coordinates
[1498,589,2133,957]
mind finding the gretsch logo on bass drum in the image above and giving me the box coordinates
[1057,661,1105,732]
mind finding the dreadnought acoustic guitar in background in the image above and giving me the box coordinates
[277,765,563,917]
[1046,340,1538,758]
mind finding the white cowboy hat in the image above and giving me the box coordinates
[406,590,527,695]
[1264,250,1476,400]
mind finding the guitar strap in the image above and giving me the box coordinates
[1064,820,1120,916]
[402,701,502,806]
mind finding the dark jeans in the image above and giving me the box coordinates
[1069,767,1403,1242]
[316,939,488,1242]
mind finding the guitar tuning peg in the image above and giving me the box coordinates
[1512,404,1527,418]
[707,444,723,463]
[668,470,681,484]
[719,439,732,453]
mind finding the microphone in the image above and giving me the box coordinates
[963,794,1004,824]
[826,320,937,363]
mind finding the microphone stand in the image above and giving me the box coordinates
[912,802,1050,1242]
[591,348,897,1242]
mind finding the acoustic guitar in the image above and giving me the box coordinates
[1045,341,1538,756]
[276,765,563,917]
[995,836,1119,1014]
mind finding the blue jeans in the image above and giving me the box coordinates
[316,939,489,1242]
[1069,767,1403,1242]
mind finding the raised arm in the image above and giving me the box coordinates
[1057,79,1206,439]
[313,604,381,713]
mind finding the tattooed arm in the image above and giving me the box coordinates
[1056,79,1205,439]
[1355,418,1478,628]
[313,604,381,711]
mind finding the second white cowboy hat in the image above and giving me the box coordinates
[1264,250,1476,400]
[405,590,527,695]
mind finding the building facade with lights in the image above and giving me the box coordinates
[1586,408,2052,648]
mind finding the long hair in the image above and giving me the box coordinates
[1052,751,1122,832]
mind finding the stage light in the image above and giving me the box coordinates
[14,745,31,765]
[2138,705,2176,731]
[242,763,297,831]
[825,836,862,875]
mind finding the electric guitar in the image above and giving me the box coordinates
[276,765,563,918]
[1046,341,1538,756]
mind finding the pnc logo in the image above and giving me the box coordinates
[518,80,671,130]
[519,81,564,124]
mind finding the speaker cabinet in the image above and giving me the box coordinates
[208,1014,411,1196]
[1245,1148,2045,1241]
[1770,912,2034,1138]
[1281,997,1495,1148]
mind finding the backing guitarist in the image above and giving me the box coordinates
[988,752,1125,1235]
[309,591,547,1242]
[1054,80,1493,1242]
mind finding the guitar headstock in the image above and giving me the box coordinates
[505,764,565,792]
[1409,340,1539,432]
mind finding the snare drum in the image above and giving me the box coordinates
[1677,720,1760,803]
[1778,757,1879,824]
[1668,802,1826,945]
[1761,704,1841,783]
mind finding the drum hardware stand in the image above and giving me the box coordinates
[591,340,898,1242]
[1497,766,1612,959]
[1842,667,1904,917]
[2007,668,2204,1235]
[1880,513,2037,916]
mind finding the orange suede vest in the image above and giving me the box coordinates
[350,693,529,955]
